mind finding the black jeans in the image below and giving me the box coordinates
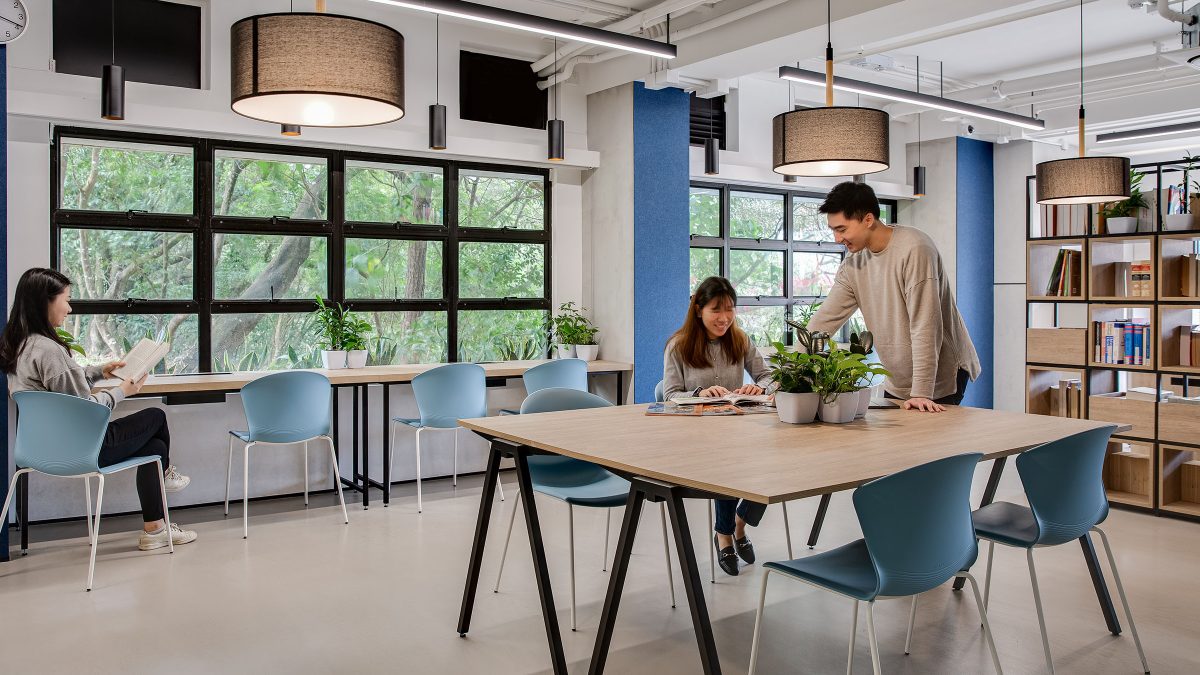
[885,369,971,406]
[713,499,767,536]
[97,408,171,523]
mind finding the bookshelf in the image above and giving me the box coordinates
[1025,158,1200,521]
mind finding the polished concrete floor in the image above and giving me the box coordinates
[0,464,1196,674]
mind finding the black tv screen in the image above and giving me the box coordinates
[53,0,201,89]
[459,50,548,130]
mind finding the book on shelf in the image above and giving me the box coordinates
[1130,260,1153,298]
[1092,320,1152,365]
[1179,325,1200,367]
[109,338,170,382]
[1049,378,1083,418]
[1045,248,1082,296]
[1114,261,1130,297]
[1039,204,1088,237]
[1180,254,1199,297]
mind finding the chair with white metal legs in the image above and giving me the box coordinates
[499,358,589,415]
[749,453,1003,675]
[226,371,349,538]
[493,387,676,631]
[964,425,1149,674]
[0,391,175,591]
[389,363,503,513]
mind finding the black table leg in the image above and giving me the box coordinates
[953,457,1009,592]
[352,385,360,500]
[362,385,370,509]
[382,384,391,506]
[589,486,647,675]
[1081,533,1122,635]
[807,493,831,549]
[19,472,28,554]
[457,439,505,637]
[616,372,625,405]
[664,488,721,675]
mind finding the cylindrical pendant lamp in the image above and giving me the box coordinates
[1036,156,1129,204]
[547,119,565,161]
[101,64,125,120]
[429,104,447,150]
[773,106,889,177]
[230,13,405,127]
[704,138,719,175]
[913,165,926,198]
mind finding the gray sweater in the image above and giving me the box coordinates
[662,338,772,401]
[7,334,125,409]
[808,225,980,400]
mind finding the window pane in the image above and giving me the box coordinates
[458,310,548,362]
[689,187,719,237]
[729,249,784,297]
[214,234,328,300]
[59,228,193,300]
[59,139,193,214]
[690,248,720,290]
[211,313,323,372]
[344,161,444,225]
[355,311,448,364]
[730,191,784,240]
[792,251,842,297]
[458,242,544,298]
[793,196,833,242]
[737,306,785,346]
[345,238,443,300]
[62,313,198,374]
[880,203,893,225]
[458,169,545,230]
[213,151,328,220]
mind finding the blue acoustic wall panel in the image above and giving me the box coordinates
[956,136,994,409]
[632,83,690,403]
[1,45,9,559]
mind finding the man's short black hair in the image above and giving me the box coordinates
[819,181,880,221]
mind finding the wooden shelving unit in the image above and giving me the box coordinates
[1026,159,1200,521]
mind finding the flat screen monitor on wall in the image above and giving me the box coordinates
[459,50,548,131]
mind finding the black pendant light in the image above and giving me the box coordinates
[101,0,124,120]
[430,16,448,150]
[703,96,719,175]
[772,0,888,176]
[1035,0,1129,204]
[281,124,302,136]
[912,56,926,198]
[547,37,565,161]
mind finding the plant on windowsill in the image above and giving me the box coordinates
[342,312,374,369]
[549,302,600,361]
[767,341,819,424]
[1100,170,1148,235]
[314,295,348,370]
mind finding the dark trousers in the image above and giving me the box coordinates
[713,498,767,536]
[97,408,170,523]
[885,369,971,406]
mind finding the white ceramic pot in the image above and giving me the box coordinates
[321,350,347,370]
[1106,217,1138,234]
[575,344,599,361]
[775,392,819,424]
[346,350,368,368]
[1164,214,1196,232]
[855,388,871,419]
[554,344,576,359]
[819,394,858,424]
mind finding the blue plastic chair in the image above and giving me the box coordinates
[748,453,1002,675]
[227,371,348,538]
[499,358,589,415]
[0,391,174,591]
[389,363,502,513]
[969,426,1148,674]
[493,387,676,630]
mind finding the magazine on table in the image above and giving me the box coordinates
[645,400,778,416]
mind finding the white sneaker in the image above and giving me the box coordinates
[163,465,190,493]
[138,522,198,551]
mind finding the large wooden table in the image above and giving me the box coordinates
[455,404,1127,675]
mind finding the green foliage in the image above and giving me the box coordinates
[342,313,373,352]
[548,302,598,345]
[730,192,784,239]
[1101,170,1149,219]
[767,342,816,394]
[808,349,891,403]
[689,188,719,237]
[312,295,373,351]
[458,172,544,229]
[1181,153,1200,208]
[458,310,548,362]
[345,164,443,224]
[794,301,822,328]
[56,328,86,357]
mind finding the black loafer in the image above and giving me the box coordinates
[714,534,739,576]
[734,535,756,565]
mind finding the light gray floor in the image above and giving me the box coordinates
[0,463,1196,674]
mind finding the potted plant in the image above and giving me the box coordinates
[549,302,600,360]
[1166,153,1200,231]
[848,330,876,418]
[314,295,347,369]
[1101,170,1148,234]
[811,349,890,424]
[342,312,373,368]
[767,342,820,424]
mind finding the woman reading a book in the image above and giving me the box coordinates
[662,275,772,576]
[0,268,197,551]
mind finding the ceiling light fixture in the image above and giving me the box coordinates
[280,124,301,136]
[1095,120,1200,144]
[367,0,676,59]
[430,15,447,150]
[913,55,926,198]
[101,0,124,120]
[547,37,564,161]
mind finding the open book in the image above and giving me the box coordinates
[669,393,774,407]
[110,338,170,381]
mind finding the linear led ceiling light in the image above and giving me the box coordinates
[1096,120,1200,144]
[367,0,677,59]
[777,66,1045,131]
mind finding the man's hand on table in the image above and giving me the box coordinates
[902,397,946,413]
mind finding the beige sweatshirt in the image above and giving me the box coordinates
[807,225,980,400]
[7,334,125,409]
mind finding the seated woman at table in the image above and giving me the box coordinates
[0,268,198,551]
[662,275,772,576]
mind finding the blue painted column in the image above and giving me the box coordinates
[1,45,9,560]
[956,137,994,408]
[632,83,690,403]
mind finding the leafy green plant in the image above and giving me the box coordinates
[56,328,86,357]
[794,301,822,328]
[313,295,346,351]
[497,331,549,360]
[808,349,890,403]
[548,302,598,345]
[1101,170,1149,219]
[767,342,817,394]
[341,312,373,352]
[1181,153,1200,213]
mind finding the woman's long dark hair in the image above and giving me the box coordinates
[668,276,750,369]
[0,268,73,373]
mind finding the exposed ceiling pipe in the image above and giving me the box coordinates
[1021,72,1200,114]
[948,52,1176,103]
[1158,0,1198,26]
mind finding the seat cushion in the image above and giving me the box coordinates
[972,501,1039,548]
[764,540,879,601]
[535,472,632,508]
[99,455,163,475]
[229,430,250,441]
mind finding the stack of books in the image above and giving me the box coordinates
[1180,254,1199,297]
[1178,325,1200,367]
[1039,204,1088,237]
[1113,260,1154,298]
[1049,379,1083,418]
[1092,320,1152,365]
[1046,249,1082,296]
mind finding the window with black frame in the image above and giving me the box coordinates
[688,183,895,346]
[52,129,551,373]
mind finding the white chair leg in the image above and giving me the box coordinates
[865,601,882,675]
[984,539,995,613]
[86,475,105,592]
[453,429,458,487]
[847,600,859,675]
[602,509,612,571]
[84,476,94,544]
[243,442,253,539]
[747,569,772,675]
[155,459,174,555]
[708,500,715,584]
[569,503,577,631]
[659,502,676,608]
[224,435,235,516]
[325,437,349,524]
[961,572,1004,674]
[0,470,29,546]
[904,594,918,655]
[1026,548,1054,674]
[303,441,309,506]
[782,501,793,559]
[415,428,423,514]
[1092,527,1150,674]
[494,490,521,592]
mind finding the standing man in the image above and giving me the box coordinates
[807,181,980,412]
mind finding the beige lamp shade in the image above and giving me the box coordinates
[231,13,405,127]
[1035,156,1130,205]
[772,106,890,177]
